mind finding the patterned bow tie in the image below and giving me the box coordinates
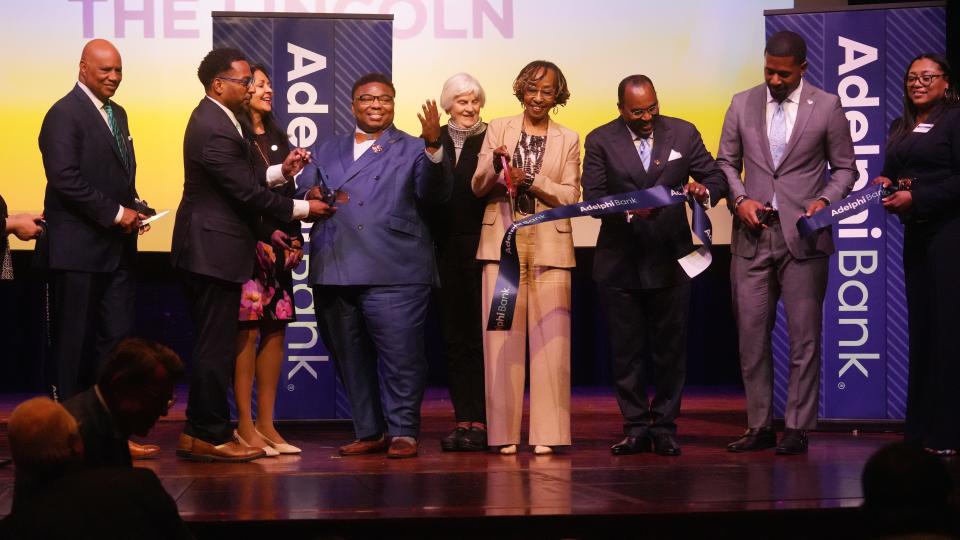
[355,132,377,144]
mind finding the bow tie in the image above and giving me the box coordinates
[355,132,377,144]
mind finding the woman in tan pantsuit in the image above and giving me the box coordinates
[472,60,581,455]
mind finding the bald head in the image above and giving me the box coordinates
[79,39,122,102]
[8,397,83,474]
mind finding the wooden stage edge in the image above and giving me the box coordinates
[1,387,957,539]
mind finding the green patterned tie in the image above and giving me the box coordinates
[103,101,128,168]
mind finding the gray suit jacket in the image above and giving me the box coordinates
[717,81,857,260]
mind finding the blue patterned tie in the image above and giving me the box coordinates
[769,102,786,168]
[103,101,128,169]
[637,137,651,172]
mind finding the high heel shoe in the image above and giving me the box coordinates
[499,444,517,455]
[534,445,553,455]
[256,428,302,455]
[234,429,279,457]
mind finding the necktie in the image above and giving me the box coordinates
[355,132,376,144]
[637,137,651,172]
[103,101,128,168]
[769,102,786,168]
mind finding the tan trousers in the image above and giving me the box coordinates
[481,227,571,447]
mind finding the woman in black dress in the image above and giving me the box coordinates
[875,53,960,456]
[234,65,303,456]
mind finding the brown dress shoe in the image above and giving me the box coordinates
[128,440,160,460]
[176,433,265,462]
[387,436,418,459]
[339,436,389,456]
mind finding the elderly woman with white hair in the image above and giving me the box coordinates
[421,73,489,452]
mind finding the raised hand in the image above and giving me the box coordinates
[417,99,442,145]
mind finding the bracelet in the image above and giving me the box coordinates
[734,195,748,208]
[424,137,441,149]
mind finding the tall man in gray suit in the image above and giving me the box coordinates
[717,31,856,455]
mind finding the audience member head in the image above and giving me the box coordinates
[351,73,396,134]
[617,74,658,138]
[198,47,253,113]
[764,31,807,103]
[861,442,954,536]
[78,39,122,102]
[98,338,184,438]
[440,73,486,128]
[8,398,83,482]
[512,61,570,122]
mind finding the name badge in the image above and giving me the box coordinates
[913,123,934,133]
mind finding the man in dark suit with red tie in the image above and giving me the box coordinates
[37,39,146,403]
[171,48,331,462]
[581,75,727,457]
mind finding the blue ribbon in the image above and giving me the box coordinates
[487,185,713,331]
[796,184,885,238]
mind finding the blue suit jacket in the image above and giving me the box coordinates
[36,84,137,272]
[297,126,450,286]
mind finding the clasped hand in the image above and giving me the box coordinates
[872,175,913,215]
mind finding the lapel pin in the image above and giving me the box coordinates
[372,144,383,153]
[270,144,278,151]
[806,99,814,105]
[654,159,661,166]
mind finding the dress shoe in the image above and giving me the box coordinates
[499,444,518,455]
[727,426,777,453]
[533,445,554,455]
[610,435,651,456]
[339,435,388,456]
[924,447,958,457]
[459,427,488,452]
[256,428,301,455]
[775,429,809,455]
[176,433,265,463]
[234,430,279,457]
[441,427,466,452]
[387,436,418,459]
[651,433,681,456]
[128,440,160,460]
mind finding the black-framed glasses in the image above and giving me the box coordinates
[628,103,659,117]
[355,94,395,105]
[217,76,253,88]
[905,74,943,87]
[524,86,557,100]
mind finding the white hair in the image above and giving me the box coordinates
[439,73,486,113]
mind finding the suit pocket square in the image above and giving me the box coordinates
[668,149,682,161]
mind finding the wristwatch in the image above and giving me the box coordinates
[424,137,442,149]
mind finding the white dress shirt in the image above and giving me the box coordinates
[765,79,804,209]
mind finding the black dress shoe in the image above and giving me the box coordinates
[459,427,488,451]
[727,426,777,452]
[611,435,651,455]
[651,432,681,456]
[775,429,808,455]
[441,427,466,452]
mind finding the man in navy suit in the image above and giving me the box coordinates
[297,73,451,458]
[37,39,146,402]
[581,75,727,457]
[171,48,330,462]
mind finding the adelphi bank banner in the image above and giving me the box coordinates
[214,12,392,419]
[765,4,945,421]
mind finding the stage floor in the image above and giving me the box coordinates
[0,388,951,538]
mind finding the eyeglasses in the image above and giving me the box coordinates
[905,74,943,87]
[217,76,253,88]
[524,86,557,100]
[355,94,395,105]
[628,103,659,117]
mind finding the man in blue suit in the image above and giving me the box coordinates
[37,39,146,402]
[298,73,451,458]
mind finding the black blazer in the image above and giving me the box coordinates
[62,387,132,469]
[425,125,486,241]
[881,104,960,228]
[1,467,192,540]
[171,98,295,283]
[582,115,727,289]
[249,128,302,242]
[36,84,137,272]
